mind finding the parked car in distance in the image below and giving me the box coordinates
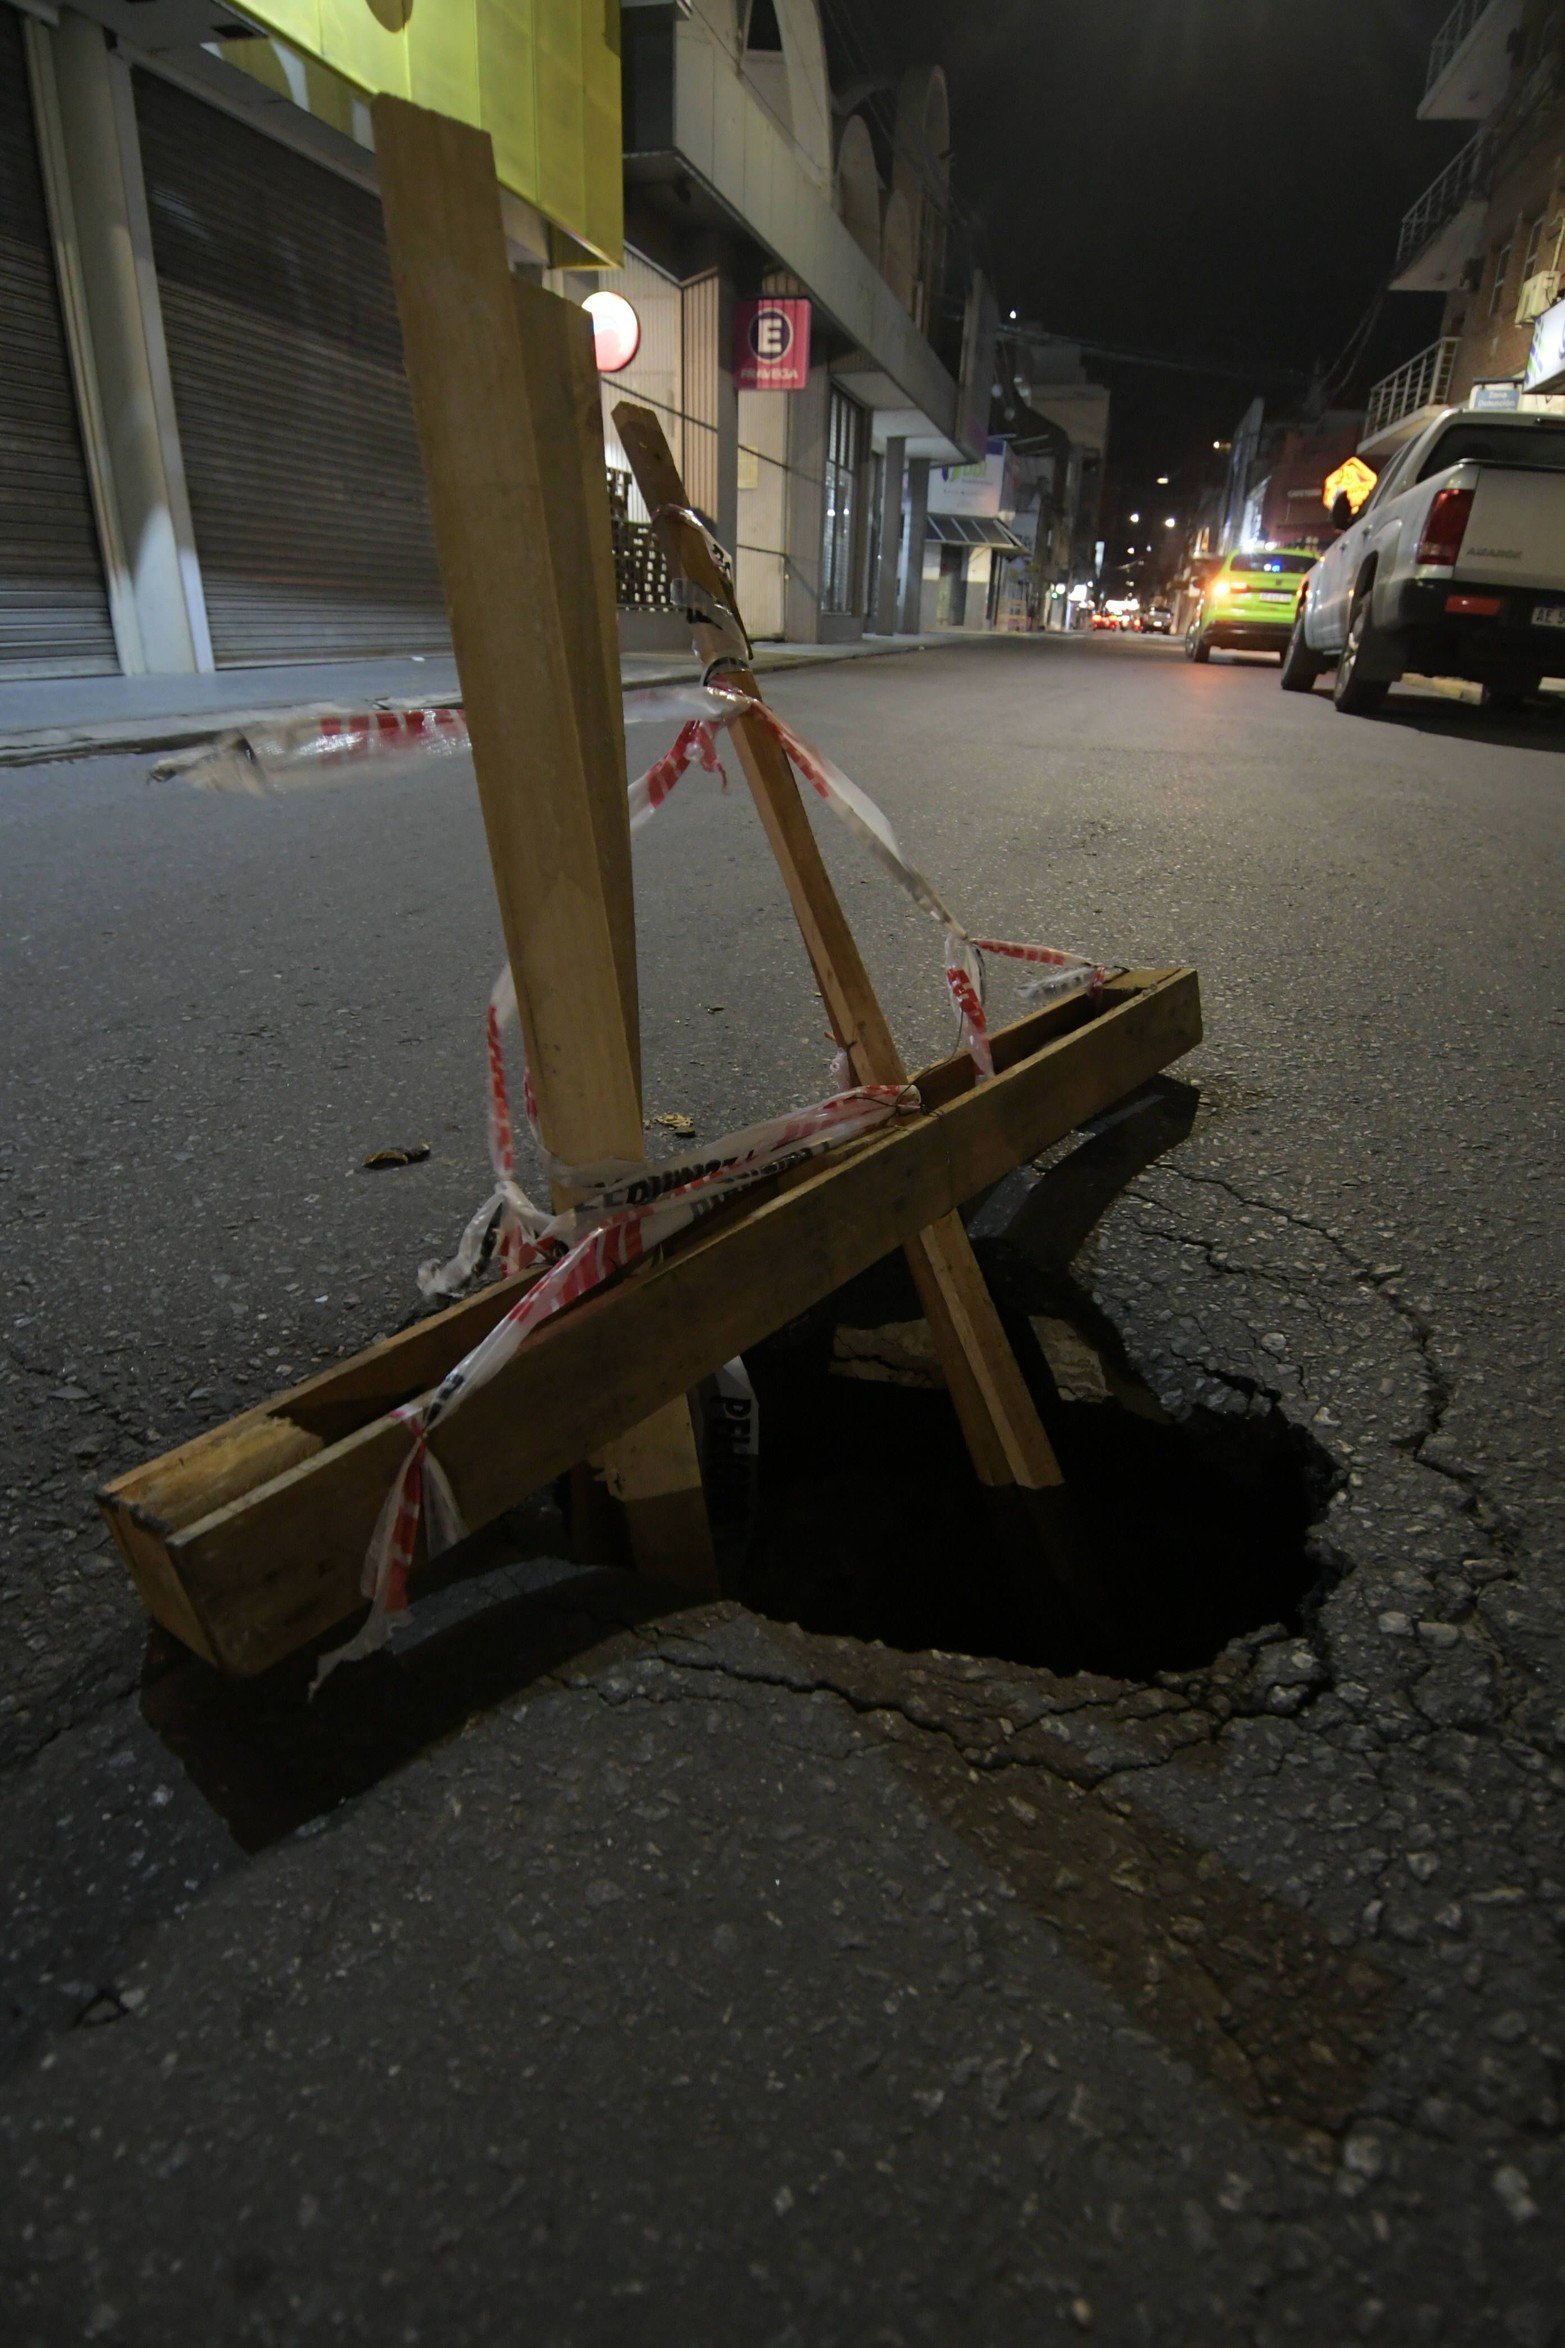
[1281,407,1565,714]
[1186,549,1318,663]
[1143,606,1174,634]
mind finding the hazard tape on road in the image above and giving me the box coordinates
[314,1075,912,1685]
[167,679,1106,1681]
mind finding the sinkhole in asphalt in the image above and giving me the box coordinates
[724,1235,1341,1681]
[138,1094,1343,1849]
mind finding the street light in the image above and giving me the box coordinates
[1128,510,1140,523]
[1155,475,1169,486]
[1164,516,1176,528]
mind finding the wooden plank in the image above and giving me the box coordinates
[511,275,638,1080]
[611,401,1073,1513]
[118,971,1200,1674]
[372,99,712,1591]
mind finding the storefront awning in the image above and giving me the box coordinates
[926,514,1029,554]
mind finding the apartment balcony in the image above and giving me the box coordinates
[1419,0,1523,121]
[1360,338,1459,457]
[1392,126,1494,291]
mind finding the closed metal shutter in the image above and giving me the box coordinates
[134,71,450,666]
[0,8,117,677]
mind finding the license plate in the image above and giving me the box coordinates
[1533,601,1565,629]
[1256,591,1290,602]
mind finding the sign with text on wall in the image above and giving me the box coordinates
[733,299,812,392]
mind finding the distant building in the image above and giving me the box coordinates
[989,332,1110,631]
[1362,0,1565,458]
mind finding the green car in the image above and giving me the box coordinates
[1185,549,1318,663]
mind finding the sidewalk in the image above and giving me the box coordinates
[0,630,963,767]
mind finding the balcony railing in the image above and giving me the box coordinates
[1426,0,1492,96]
[1363,338,1460,443]
[1396,125,1495,273]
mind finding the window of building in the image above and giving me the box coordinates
[1488,233,1515,317]
[1521,214,1546,285]
[821,387,864,615]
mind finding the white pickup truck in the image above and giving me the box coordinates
[1281,407,1565,714]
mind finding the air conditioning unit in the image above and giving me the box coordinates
[1517,269,1561,325]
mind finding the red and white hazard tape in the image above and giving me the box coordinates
[192,681,1106,1681]
[314,1075,911,1683]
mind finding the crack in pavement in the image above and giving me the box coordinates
[1137,1163,1509,1547]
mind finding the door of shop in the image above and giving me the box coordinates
[133,72,449,666]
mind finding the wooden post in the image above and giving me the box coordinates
[373,98,714,1593]
[613,401,1091,1615]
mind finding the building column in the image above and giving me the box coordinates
[900,456,930,634]
[783,362,828,643]
[37,11,210,672]
[872,433,905,635]
[681,268,739,565]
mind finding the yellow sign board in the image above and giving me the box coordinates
[1323,456,1377,514]
[224,0,622,263]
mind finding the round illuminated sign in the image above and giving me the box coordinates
[583,290,641,375]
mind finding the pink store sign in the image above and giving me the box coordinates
[733,297,812,391]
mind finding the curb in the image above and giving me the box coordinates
[0,637,951,771]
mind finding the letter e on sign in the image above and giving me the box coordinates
[733,297,811,391]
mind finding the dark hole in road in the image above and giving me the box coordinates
[135,1089,1339,1850]
[728,1236,1342,1679]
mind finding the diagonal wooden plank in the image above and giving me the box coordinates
[611,404,1079,1549]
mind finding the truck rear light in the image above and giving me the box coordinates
[1417,486,1474,567]
[1444,591,1503,616]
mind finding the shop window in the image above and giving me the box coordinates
[822,386,864,615]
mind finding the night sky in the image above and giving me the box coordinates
[861,0,1461,483]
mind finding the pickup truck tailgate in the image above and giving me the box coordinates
[1457,471,1565,593]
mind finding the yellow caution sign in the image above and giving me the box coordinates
[1324,456,1377,514]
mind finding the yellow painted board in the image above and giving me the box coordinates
[229,0,622,260]
[317,0,410,99]
[406,0,481,131]
[477,0,539,202]
[240,0,319,50]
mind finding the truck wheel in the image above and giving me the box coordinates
[1279,612,1325,693]
[1333,592,1392,716]
[1185,627,1211,664]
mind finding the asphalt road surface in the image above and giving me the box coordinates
[2,632,1562,2340]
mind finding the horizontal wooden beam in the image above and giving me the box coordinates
[101,971,1200,1675]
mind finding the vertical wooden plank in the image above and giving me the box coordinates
[512,274,638,1082]
[374,98,713,1591]
[611,400,1073,1525]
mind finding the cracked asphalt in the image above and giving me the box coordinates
[1,633,1562,2340]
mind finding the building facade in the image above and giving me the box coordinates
[0,0,615,681]
[0,0,992,682]
[606,1,992,648]
[1363,0,1565,458]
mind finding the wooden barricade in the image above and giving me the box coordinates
[93,102,1204,1677]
